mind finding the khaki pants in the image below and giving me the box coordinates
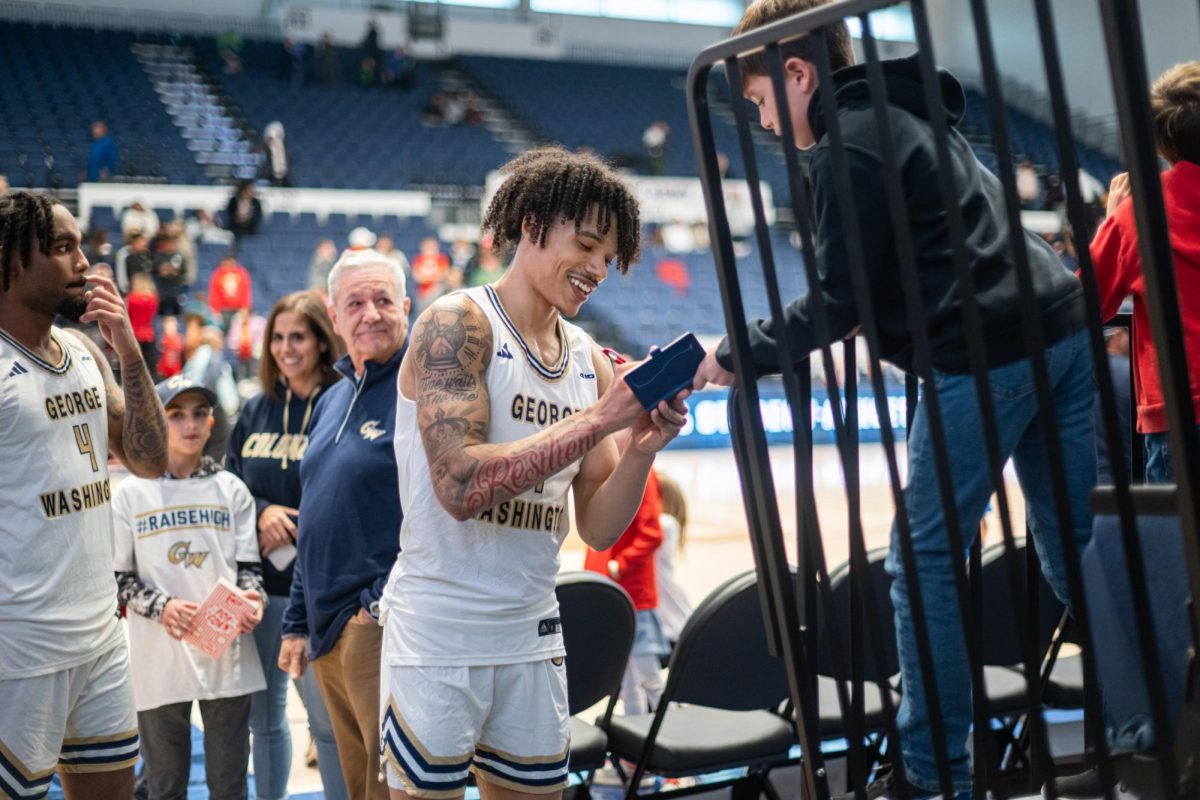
[312,616,387,800]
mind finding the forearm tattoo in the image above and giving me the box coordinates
[112,352,168,474]
[414,300,601,518]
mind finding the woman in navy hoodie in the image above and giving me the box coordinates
[226,291,348,800]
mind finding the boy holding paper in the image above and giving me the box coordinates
[113,375,265,800]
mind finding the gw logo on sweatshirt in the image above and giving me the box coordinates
[168,541,210,568]
[360,420,386,441]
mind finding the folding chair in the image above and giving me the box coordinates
[602,570,797,800]
[555,572,637,790]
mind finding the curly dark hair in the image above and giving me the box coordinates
[481,146,641,273]
[0,191,57,292]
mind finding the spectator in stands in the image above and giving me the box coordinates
[0,172,9,195]
[115,231,154,294]
[466,246,505,287]
[226,181,264,243]
[317,33,340,87]
[158,316,184,379]
[263,122,290,187]
[161,218,197,282]
[281,37,308,86]
[87,120,118,182]
[1017,160,1041,208]
[655,472,693,659]
[277,249,409,800]
[347,226,376,251]
[186,208,235,247]
[1089,60,1200,485]
[382,46,414,89]
[227,309,268,382]
[182,312,239,457]
[584,461,668,714]
[210,253,254,331]
[126,272,160,376]
[153,235,191,318]
[85,229,114,270]
[1095,326,1132,485]
[360,19,382,84]
[219,30,244,75]
[409,236,452,319]
[375,234,411,287]
[693,4,1098,797]
[308,238,339,295]
[643,120,670,175]
[122,200,160,241]
[448,237,475,273]
[112,377,264,800]
[225,292,350,800]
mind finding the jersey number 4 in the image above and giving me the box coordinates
[74,423,99,472]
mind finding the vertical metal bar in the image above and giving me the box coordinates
[726,46,874,791]
[804,32,912,793]
[1027,1,1139,792]
[1099,0,1200,707]
[688,54,830,800]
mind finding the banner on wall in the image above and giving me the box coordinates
[669,383,909,450]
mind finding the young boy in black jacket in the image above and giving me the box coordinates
[692,2,1096,797]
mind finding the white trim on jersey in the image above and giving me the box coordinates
[0,327,71,374]
[483,285,570,381]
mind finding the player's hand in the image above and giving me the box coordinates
[279,636,309,678]
[628,392,689,456]
[239,589,264,633]
[1106,172,1131,218]
[258,505,298,555]
[596,361,657,433]
[692,347,734,391]
[80,272,140,362]
[162,599,199,640]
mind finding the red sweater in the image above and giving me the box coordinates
[126,291,158,343]
[584,470,663,611]
[209,263,253,314]
[1089,160,1200,433]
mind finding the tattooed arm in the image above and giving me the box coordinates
[66,272,168,477]
[406,295,688,530]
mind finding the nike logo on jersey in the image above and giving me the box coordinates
[496,343,514,360]
[360,420,387,441]
[7,361,28,377]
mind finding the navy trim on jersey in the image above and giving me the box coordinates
[483,286,570,381]
[0,327,71,375]
[0,748,55,796]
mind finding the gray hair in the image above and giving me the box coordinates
[327,248,407,304]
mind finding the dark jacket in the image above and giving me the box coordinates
[281,349,404,659]
[717,54,1085,376]
[225,382,332,597]
[225,194,263,237]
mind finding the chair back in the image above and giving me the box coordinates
[665,570,791,710]
[556,571,637,715]
[817,547,900,682]
[978,539,1066,666]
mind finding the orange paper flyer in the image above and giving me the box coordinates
[184,578,254,660]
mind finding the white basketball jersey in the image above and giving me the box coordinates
[383,285,600,666]
[0,326,123,677]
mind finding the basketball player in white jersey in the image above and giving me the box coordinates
[0,191,168,799]
[380,147,688,800]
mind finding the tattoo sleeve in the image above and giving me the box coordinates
[111,351,168,477]
[413,298,603,521]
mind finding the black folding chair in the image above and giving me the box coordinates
[601,570,797,800]
[555,571,637,790]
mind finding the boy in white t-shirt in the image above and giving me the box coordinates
[112,376,266,800]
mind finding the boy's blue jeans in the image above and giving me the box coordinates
[886,328,1096,793]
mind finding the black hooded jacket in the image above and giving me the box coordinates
[716,54,1085,376]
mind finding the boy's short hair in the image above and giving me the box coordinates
[733,0,855,82]
[1151,61,1200,165]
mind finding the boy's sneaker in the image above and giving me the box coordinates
[836,766,971,800]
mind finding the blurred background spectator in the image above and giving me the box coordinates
[86,120,118,182]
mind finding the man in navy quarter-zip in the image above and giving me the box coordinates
[279,248,409,800]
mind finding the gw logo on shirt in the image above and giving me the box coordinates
[360,420,386,441]
[168,541,210,568]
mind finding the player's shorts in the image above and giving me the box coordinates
[381,658,570,798]
[0,642,138,798]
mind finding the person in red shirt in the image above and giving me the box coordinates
[1090,61,1200,483]
[209,254,253,331]
[156,315,184,379]
[126,272,160,377]
[584,465,668,714]
[409,237,453,320]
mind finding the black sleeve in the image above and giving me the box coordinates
[716,146,892,376]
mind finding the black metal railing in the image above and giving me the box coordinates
[688,1,1200,798]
